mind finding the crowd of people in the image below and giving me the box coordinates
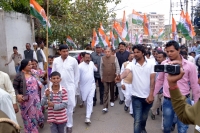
[0,40,200,133]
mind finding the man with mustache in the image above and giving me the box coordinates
[78,53,97,124]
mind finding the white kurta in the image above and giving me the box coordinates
[52,56,79,107]
[0,89,18,124]
[120,61,132,96]
[79,61,97,101]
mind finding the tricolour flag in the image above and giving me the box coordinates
[185,12,196,38]
[172,17,178,41]
[132,9,143,26]
[91,28,99,48]
[143,14,152,36]
[113,21,123,41]
[66,36,77,49]
[158,29,164,40]
[113,29,122,49]
[122,11,130,41]
[30,0,51,34]
[98,28,110,47]
[177,10,191,40]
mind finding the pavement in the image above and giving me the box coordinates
[16,97,194,133]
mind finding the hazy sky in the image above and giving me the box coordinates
[107,0,197,24]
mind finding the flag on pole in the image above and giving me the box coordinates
[113,28,122,49]
[113,21,123,41]
[98,28,110,47]
[122,11,130,41]
[143,14,152,36]
[132,9,143,25]
[177,10,191,40]
[172,17,178,41]
[30,0,51,34]
[185,12,196,38]
[91,28,99,48]
[158,29,165,40]
[66,36,77,49]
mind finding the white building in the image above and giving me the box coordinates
[127,12,165,38]
[148,12,165,36]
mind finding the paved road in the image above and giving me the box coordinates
[16,98,194,133]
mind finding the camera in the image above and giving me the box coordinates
[154,64,180,75]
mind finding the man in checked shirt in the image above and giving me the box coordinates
[154,40,200,133]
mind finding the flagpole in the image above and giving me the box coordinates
[46,0,50,93]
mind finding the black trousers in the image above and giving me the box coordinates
[115,86,119,97]
[93,77,104,102]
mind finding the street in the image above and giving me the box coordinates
[16,92,195,133]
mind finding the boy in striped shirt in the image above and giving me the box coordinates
[41,71,68,133]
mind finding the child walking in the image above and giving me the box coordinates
[41,71,68,133]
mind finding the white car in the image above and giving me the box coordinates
[69,50,93,58]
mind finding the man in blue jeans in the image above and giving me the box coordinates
[154,40,200,133]
[118,45,156,133]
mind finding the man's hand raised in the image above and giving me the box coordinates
[167,60,185,87]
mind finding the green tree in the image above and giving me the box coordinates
[0,0,121,48]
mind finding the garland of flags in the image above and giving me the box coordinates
[29,1,196,49]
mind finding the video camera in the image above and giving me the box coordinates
[154,64,180,75]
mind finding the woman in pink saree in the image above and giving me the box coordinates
[13,59,44,133]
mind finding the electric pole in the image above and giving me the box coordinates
[186,0,188,12]
[169,0,172,40]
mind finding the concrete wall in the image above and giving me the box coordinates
[0,11,33,76]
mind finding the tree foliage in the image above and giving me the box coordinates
[0,0,121,47]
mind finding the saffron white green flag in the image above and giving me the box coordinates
[122,11,130,41]
[132,9,143,26]
[177,10,191,40]
[30,0,52,34]
[158,29,164,40]
[66,36,77,49]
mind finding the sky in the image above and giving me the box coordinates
[107,0,197,25]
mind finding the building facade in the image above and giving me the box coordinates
[128,12,165,38]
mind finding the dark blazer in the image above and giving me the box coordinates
[13,72,26,95]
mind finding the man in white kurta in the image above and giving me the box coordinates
[52,45,79,133]
[0,89,18,125]
[120,53,134,115]
[78,53,97,124]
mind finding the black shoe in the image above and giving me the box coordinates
[151,111,155,120]
[156,108,160,115]
[93,101,96,106]
[119,100,124,105]
[171,123,176,131]
[124,105,129,111]
[100,100,103,105]
[141,129,147,133]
